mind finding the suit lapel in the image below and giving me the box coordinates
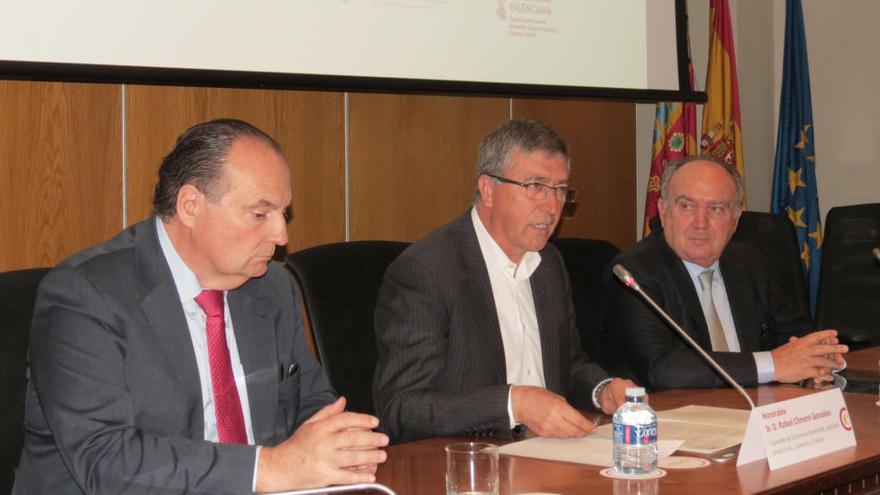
[720,251,760,352]
[456,215,507,383]
[530,260,561,393]
[657,234,713,348]
[228,284,276,441]
[135,220,204,434]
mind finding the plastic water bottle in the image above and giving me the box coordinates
[612,387,658,475]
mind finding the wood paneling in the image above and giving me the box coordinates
[125,86,345,255]
[0,82,639,271]
[348,93,509,241]
[513,99,637,249]
[0,81,121,271]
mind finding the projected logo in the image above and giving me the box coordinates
[497,0,558,39]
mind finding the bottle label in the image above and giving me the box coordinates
[613,422,657,445]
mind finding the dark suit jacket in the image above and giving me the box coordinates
[602,230,813,391]
[13,219,335,495]
[372,212,609,443]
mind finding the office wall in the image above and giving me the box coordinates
[0,83,636,271]
[798,0,880,219]
[637,0,880,237]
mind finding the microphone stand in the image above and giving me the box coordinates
[613,264,756,409]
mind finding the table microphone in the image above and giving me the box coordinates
[612,264,756,409]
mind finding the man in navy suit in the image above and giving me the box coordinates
[603,156,847,391]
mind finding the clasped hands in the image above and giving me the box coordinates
[510,378,638,439]
[255,397,389,493]
[771,329,848,385]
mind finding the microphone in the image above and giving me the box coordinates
[873,247,880,263]
[612,264,756,409]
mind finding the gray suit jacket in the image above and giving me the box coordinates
[373,212,609,443]
[14,219,335,495]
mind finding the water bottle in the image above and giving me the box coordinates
[612,387,658,475]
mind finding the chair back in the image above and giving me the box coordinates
[550,237,620,363]
[815,203,880,346]
[286,241,409,415]
[731,211,811,318]
[0,267,49,493]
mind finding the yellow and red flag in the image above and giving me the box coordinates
[701,0,745,181]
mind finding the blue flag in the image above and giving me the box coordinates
[771,0,823,314]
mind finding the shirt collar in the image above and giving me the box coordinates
[471,207,541,281]
[682,258,724,287]
[155,216,205,303]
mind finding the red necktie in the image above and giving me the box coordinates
[194,290,248,444]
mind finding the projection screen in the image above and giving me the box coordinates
[0,0,701,101]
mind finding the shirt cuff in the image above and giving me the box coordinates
[252,445,261,492]
[753,351,775,383]
[507,385,517,429]
[592,378,615,410]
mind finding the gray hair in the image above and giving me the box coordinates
[475,119,569,200]
[660,155,745,210]
[153,119,283,220]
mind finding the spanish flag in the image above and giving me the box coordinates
[701,0,744,182]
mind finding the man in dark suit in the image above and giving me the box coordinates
[603,156,847,391]
[373,119,636,444]
[14,119,388,494]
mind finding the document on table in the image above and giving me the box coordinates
[654,405,749,454]
[498,436,683,467]
[499,405,749,464]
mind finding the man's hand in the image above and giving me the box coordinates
[255,397,389,493]
[510,385,595,438]
[771,329,848,383]
[598,378,641,415]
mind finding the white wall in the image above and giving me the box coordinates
[635,0,879,238]
[800,0,880,218]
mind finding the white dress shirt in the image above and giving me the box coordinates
[156,217,260,487]
[471,209,546,392]
[682,260,775,383]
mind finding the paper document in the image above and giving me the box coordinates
[498,436,683,467]
[655,405,749,454]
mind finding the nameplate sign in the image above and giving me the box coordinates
[737,389,855,470]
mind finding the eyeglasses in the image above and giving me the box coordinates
[486,174,577,203]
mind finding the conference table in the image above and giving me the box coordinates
[373,378,880,494]
[841,345,880,396]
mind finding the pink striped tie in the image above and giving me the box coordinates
[194,290,247,444]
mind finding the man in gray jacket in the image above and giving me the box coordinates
[373,119,636,443]
[15,119,387,494]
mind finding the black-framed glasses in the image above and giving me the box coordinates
[486,174,577,203]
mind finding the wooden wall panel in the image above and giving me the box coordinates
[0,81,121,271]
[125,86,345,255]
[348,93,509,241]
[513,99,637,249]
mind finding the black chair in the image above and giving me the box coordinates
[0,267,49,494]
[731,211,812,319]
[815,203,880,347]
[285,241,409,415]
[550,237,620,364]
